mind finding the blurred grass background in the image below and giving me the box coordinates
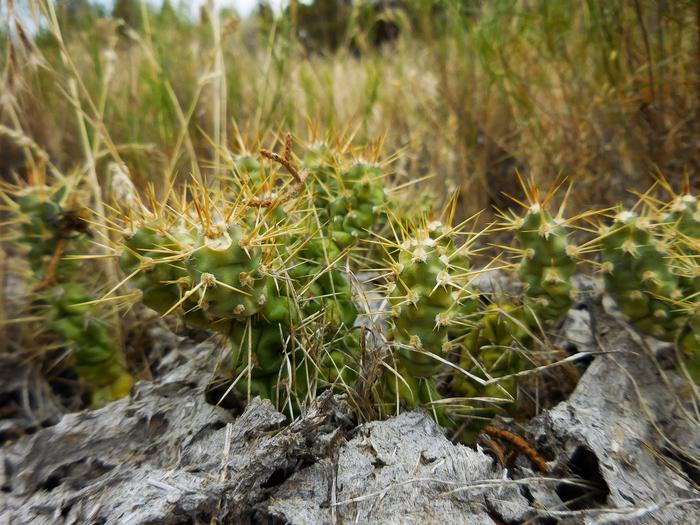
[1,0,699,218]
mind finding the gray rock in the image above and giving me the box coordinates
[263,410,530,524]
[0,354,64,445]
[0,341,351,525]
[527,308,700,524]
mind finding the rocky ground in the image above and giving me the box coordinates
[1,284,699,524]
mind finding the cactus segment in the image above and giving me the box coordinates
[16,188,86,281]
[49,284,133,406]
[600,211,683,341]
[186,225,268,320]
[597,200,700,384]
[120,224,194,316]
[661,194,700,382]
[309,162,387,249]
[10,184,134,405]
[515,205,576,323]
[665,194,700,245]
[452,304,530,411]
[331,163,387,247]
[388,238,457,377]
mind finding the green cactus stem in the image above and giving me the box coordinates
[515,203,577,324]
[48,284,133,406]
[600,210,684,341]
[13,185,133,405]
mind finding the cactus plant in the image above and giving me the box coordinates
[600,210,683,340]
[515,202,577,324]
[115,138,371,413]
[451,195,579,433]
[598,191,700,383]
[6,183,133,406]
[375,215,482,430]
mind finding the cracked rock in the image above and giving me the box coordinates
[262,410,530,525]
[527,306,700,524]
[0,341,351,525]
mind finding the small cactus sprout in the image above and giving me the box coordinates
[499,179,580,327]
[376,210,484,429]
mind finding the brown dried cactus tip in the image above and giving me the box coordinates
[483,424,550,473]
[248,134,309,208]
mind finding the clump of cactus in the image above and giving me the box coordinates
[450,187,580,435]
[107,136,700,443]
[380,217,480,424]
[3,181,133,406]
[7,130,699,450]
[599,186,700,383]
[115,136,376,415]
[116,148,583,437]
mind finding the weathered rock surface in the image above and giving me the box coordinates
[0,354,64,445]
[526,304,700,524]
[0,341,352,524]
[262,411,529,525]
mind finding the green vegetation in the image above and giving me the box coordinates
[600,189,700,383]
[4,180,133,406]
[1,1,698,439]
